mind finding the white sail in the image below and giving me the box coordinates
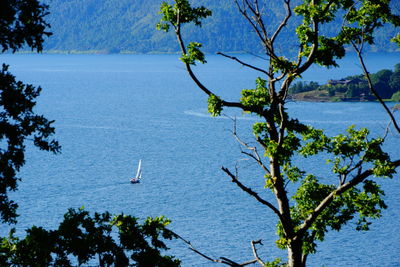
[135,160,142,179]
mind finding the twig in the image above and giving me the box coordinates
[227,116,271,174]
[217,52,272,78]
[271,0,292,44]
[233,0,265,45]
[251,239,265,266]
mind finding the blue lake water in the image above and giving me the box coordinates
[0,53,400,266]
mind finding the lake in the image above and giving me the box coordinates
[0,53,399,266]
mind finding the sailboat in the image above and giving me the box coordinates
[130,160,142,184]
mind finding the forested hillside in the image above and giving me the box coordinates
[43,0,399,53]
[289,63,400,101]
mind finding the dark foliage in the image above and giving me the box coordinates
[1,0,59,224]
[0,0,51,52]
[0,208,180,266]
[0,64,60,223]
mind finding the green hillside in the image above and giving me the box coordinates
[42,0,400,54]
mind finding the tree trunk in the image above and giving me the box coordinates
[287,240,305,267]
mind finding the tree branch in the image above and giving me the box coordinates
[245,0,269,41]
[172,231,257,266]
[221,166,282,219]
[174,20,249,111]
[294,0,336,76]
[294,17,319,76]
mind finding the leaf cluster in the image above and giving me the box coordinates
[288,176,388,255]
[301,125,394,177]
[156,0,211,32]
[207,94,223,117]
[180,42,206,65]
[241,77,270,111]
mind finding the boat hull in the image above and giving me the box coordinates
[130,178,140,184]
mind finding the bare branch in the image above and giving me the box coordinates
[233,0,266,44]
[271,0,292,44]
[217,52,272,78]
[353,45,400,134]
[251,239,265,266]
[176,235,236,265]
[245,0,269,41]
[172,231,257,266]
[241,150,271,175]
[221,166,282,218]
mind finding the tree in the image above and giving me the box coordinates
[391,91,400,102]
[389,67,400,93]
[1,0,60,224]
[158,1,400,266]
[371,69,394,99]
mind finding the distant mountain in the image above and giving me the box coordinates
[42,0,399,54]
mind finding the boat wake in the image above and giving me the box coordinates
[184,109,257,121]
[58,124,135,131]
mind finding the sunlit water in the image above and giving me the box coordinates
[0,53,399,266]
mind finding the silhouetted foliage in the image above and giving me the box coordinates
[1,0,59,224]
[0,208,180,266]
[0,0,51,52]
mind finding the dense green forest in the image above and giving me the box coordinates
[42,0,400,53]
[289,63,400,101]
